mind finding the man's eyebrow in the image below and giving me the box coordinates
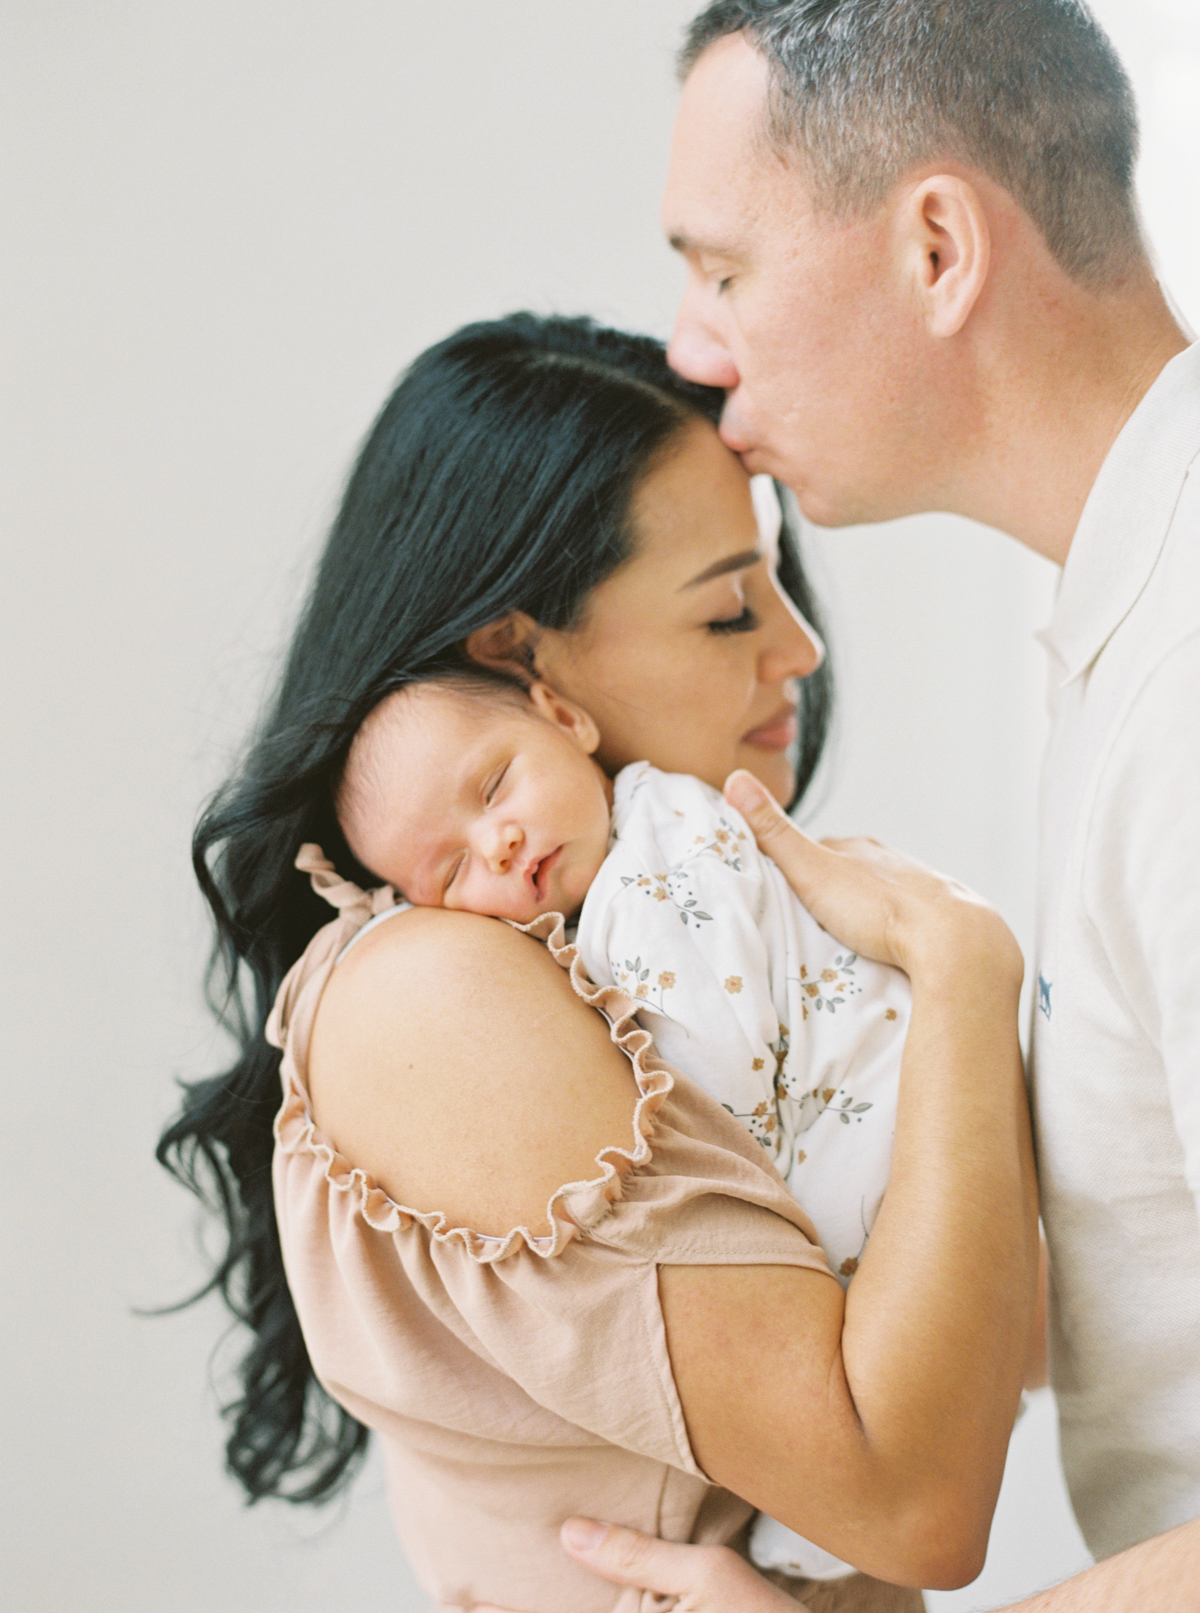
[668,229,726,256]
[682,548,762,589]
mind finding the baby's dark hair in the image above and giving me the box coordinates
[335,661,535,858]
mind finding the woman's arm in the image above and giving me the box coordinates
[674,775,1038,1584]
[309,810,1036,1588]
[308,907,642,1238]
[659,923,1033,1585]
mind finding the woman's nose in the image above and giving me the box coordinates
[760,602,825,685]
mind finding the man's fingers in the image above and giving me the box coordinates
[473,1520,809,1610]
[560,1518,703,1591]
[724,770,832,897]
[559,1519,804,1608]
[723,769,791,843]
[723,768,821,863]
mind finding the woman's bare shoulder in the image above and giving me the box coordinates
[307,908,640,1237]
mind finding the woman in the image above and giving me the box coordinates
[160,313,1037,1610]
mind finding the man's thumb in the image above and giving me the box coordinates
[560,1518,687,1592]
[724,769,789,843]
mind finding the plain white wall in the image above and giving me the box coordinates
[3,3,1195,1609]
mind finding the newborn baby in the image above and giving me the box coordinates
[337,670,912,1583]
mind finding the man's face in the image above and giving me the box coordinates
[662,34,946,527]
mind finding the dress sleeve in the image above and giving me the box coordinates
[423,1049,839,1476]
[274,907,837,1484]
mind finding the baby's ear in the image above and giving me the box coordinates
[527,681,600,754]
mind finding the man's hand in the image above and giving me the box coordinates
[723,770,1022,987]
[472,1518,804,1613]
[556,1520,804,1608]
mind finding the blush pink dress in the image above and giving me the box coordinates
[268,850,924,1613]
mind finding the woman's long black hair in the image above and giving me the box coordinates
[157,312,833,1506]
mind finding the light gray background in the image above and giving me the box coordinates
[4,3,1197,1609]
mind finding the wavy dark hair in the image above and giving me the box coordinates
[157,311,834,1507]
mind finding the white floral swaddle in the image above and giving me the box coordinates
[574,761,912,1581]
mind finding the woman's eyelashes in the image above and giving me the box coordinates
[707,604,761,635]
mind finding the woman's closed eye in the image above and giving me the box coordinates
[707,605,760,635]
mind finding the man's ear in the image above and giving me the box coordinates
[527,681,600,755]
[901,174,990,339]
[465,612,541,679]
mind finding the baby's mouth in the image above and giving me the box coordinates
[532,846,562,902]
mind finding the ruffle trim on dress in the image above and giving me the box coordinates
[271,863,676,1265]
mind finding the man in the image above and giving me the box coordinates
[550,0,1200,1607]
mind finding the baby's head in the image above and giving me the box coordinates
[337,672,615,923]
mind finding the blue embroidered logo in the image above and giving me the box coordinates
[1038,974,1052,1020]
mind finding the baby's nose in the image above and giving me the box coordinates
[478,818,523,874]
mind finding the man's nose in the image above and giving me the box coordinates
[667,299,740,391]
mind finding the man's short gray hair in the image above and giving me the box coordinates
[680,0,1143,286]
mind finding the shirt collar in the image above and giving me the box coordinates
[1041,340,1200,685]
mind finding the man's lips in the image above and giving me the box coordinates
[742,705,798,751]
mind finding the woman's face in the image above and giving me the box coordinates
[521,419,823,801]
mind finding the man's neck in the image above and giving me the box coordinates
[950,278,1190,566]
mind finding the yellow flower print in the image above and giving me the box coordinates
[652,887,668,901]
[793,953,862,1014]
[658,971,675,989]
[725,975,743,994]
[752,1057,764,1071]
[840,1256,859,1277]
[795,1150,807,1165]
[635,983,648,998]
[885,1008,898,1021]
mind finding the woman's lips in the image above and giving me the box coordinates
[742,706,798,752]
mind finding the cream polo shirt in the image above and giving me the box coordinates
[1032,339,1200,1561]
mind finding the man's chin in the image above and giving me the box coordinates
[785,480,858,529]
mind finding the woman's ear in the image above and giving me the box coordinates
[465,612,541,679]
[527,681,600,754]
[900,175,990,339]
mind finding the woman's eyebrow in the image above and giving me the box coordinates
[681,547,762,589]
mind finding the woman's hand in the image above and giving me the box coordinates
[723,771,1023,988]
[472,1519,805,1613]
